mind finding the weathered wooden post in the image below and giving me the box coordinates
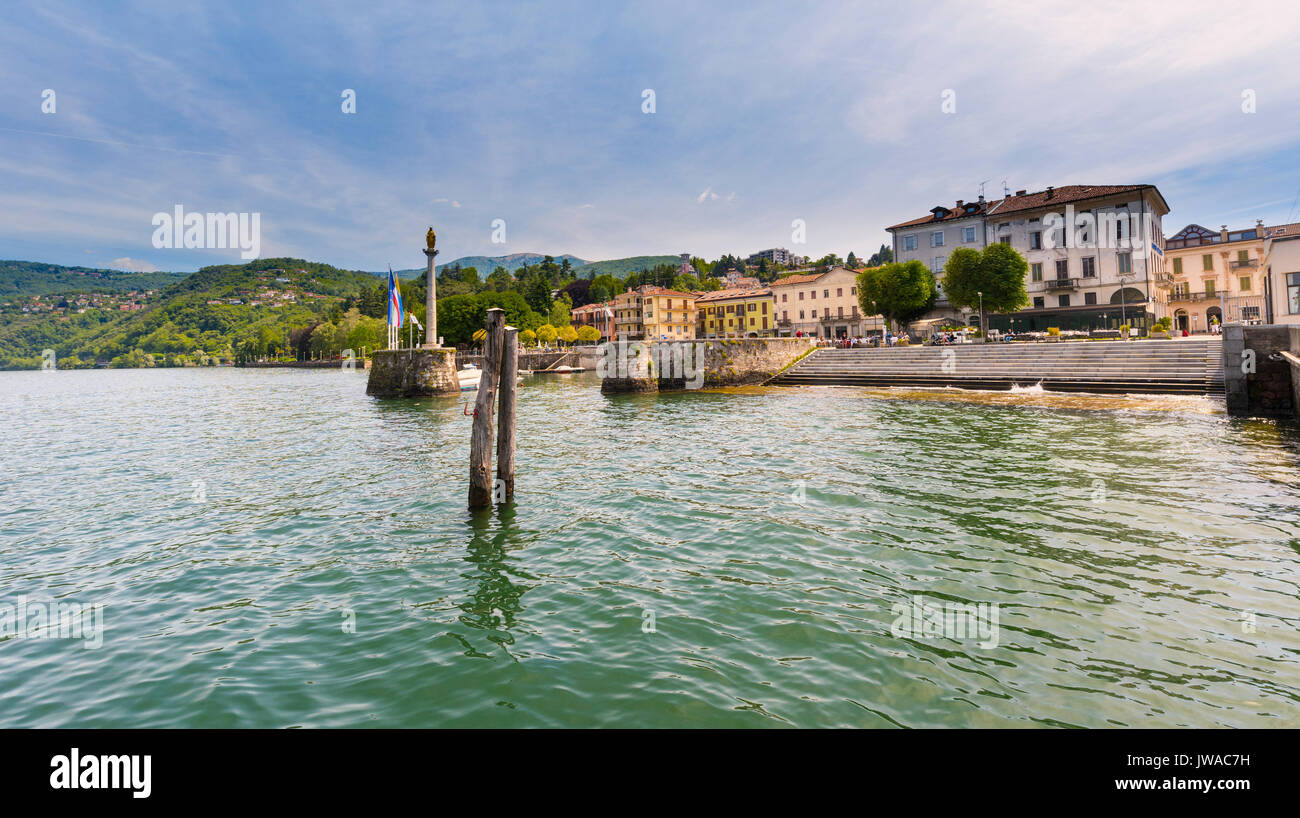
[468,308,505,509]
[496,326,518,502]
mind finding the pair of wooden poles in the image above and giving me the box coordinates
[468,308,517,509]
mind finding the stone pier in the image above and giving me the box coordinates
[600,338,814,394]
[366,347,459,398]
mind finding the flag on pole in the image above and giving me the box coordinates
[387,266,404,328]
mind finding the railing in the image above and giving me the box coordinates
[1043,277,1079,290]
[1229,259,1257,270]
[1169,292,1219,302]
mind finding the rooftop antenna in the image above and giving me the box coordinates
[1002,179,1010,198]
[978,179,990,200]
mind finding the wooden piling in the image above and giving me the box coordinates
[468,308,505,509]
[496,327,518,502]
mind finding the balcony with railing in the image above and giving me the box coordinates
[1229,258,1258,270]
[1043,277,1080,290]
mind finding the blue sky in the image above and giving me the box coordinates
[1,0,1298,274]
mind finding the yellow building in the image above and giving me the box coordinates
[1162,222,1269,333]
[613,285,697,340]
[695,287,775,337]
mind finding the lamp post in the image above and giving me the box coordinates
[1118,274,1132,339]
[977,291,984,343]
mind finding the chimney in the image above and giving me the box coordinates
[1045,186,1054,199]
[1015,189,1027,197]
[956,199,964,208]
[978,194,985,203]
[1221,225,1229,242]
[1256,219,1264,233]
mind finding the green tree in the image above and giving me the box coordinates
[549,293,573,326]
[536,324,557,345]
[940,243,1029,315]
[519,328,537,347]
[576,325,600,343]
[557,324,578,345]
[856,261,936,331]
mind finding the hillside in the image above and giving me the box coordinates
[0,260,186,296]
[572,255,682,278]
[0,258,381,368]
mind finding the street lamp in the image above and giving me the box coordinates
[977,291,984,343]
[1118,274,1131,338]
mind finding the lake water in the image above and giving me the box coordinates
[2,367,1299,728]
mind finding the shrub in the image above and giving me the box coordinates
[1047,327,1061,336]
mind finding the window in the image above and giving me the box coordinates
[1029,231,1042,250]
[1055,259,1069,278]
[1204,280,1215,296]
[1082,257,1096,278]
[1118,252,1132,274]
[963,226,976,243]
[823,308,829,318]
[1085,292,1097,305]
[782,310,788,320]
[1031,262,1043,282]
[903,235,918,251]
[799,291,804,300]
[823,289,829,298]
[1238,249,1249,264]
[810,290,816,299]
[836,288,842,297]
[1033,296,1045,308]
[1202,254,1214,271]
[931,231,944,247]
[799,310,804,319]
[1058,294,1070,307]
[1290,273,1300,314]
[851,286,857,295]
[999,236,1011,245]
[1172,257,1183,275]
[1239,276,1252,292]
[782,292,788,302]
[933,256,945,272]
[838,306,844,317]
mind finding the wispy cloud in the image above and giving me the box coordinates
[0,0,1296,270]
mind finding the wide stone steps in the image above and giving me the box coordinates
[770,339,1224,395]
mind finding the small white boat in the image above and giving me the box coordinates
[458,363,524,391]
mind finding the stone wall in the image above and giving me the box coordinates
[600,337,815,393]
[366,348,459,398]
[460,350,577,371]
[1224,324,1296,418]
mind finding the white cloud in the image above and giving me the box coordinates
[109,257,159,273]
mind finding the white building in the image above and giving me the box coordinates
[887,185,1171,333]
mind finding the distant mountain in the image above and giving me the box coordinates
[0,260,186,297]
[572,256,682,278]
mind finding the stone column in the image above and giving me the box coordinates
[423,247,439,348]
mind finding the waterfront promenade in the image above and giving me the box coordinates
[770,337,1224,395]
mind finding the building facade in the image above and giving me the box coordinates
[887,196,996,324]
[888,184,1171,333]
[695,287,775,337]
[1161,222,1270,333]
[570,300,615,340]
[747,247,807,268]
[1263,225,1300,326]
[769,266,879,338]
[612,285,697,340]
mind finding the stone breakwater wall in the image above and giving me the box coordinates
[366,348,459,398]
[600,338,815,394]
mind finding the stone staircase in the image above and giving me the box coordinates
[769,337,1224,395]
